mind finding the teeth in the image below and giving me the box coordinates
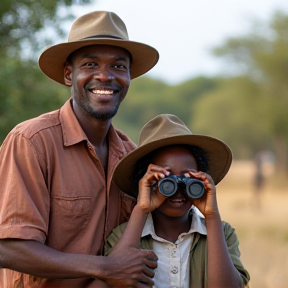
[170,199,185,203]
[91,89,113,95]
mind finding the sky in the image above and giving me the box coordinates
[71,0,288,84]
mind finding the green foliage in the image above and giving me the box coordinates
[191,77,273,158]
[0,0,92,142]
[113,76,218,143]
[213,10,288,173]
[0,2,287,175]
[0,57,69,141]
[0,0,91,58]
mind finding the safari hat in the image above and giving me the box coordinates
[113,114,232,195]
[39,11,159,85]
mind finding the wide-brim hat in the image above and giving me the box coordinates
[38,11,159,85]
[113,114,232,196]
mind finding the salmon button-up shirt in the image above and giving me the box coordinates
[0,99,136,288]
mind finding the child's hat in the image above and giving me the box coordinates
[113,114,232,196]
[38,11,159,85]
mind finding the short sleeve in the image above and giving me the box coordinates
[0,131,49,243]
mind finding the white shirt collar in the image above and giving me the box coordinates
[142,206,207,239]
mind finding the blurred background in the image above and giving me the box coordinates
[1,0,287,287]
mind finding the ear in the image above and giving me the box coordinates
[64,63,72,87]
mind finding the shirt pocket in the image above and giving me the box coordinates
[48,196,92,247]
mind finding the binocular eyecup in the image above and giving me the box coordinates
[158,175,205,199]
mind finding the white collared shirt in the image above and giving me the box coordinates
[141,207,207,288]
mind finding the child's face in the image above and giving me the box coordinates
[152,145,198,218]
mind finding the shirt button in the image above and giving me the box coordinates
[171,250,176,258]
[171,266,178,274]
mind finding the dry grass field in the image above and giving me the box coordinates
[216,160,288,288]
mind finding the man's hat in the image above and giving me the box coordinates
[38,11,159,85]
[113,114,232,196]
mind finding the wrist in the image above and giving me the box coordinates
[204,211,221,222]
[134,203,150,216]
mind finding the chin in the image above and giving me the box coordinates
[89,108,118,120]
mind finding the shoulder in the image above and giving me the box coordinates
[11,109,61,140]
[221,221,241,248]
[222,221,236,235]
[7,110,60,143]
[1,109,61,155]
[114,128,137,153]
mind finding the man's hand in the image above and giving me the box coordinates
[102,245,157,287]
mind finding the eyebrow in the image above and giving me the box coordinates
[82,53,129,62]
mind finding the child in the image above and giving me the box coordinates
[106,114,250,288]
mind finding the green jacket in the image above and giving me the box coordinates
[105,220,250,288]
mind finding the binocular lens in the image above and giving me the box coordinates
[158,178,177,196]
[158,176,205,199]
[186,180,205,199]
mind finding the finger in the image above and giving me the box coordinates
[142,249,158,261]
[139,279,155,288]
[143,256,158,272]
[146,165,170,178]
[134,272,155,287]
[138,278,154,288]
[143,258,157,270]
[185,171,214,184]
[142,264,156,278]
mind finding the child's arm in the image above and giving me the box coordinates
[188,171,244,288]
[112,163,169,248]
[101,164,169,287]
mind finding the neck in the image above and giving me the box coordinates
[152,210,192,243]
[72,100,111,147]
[71,100,110,171]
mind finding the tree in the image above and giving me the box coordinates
[213,11,288,176]
[0,0,92,143]
[113,76,218,143]
[191,77,271,159]
[0,0,91,59]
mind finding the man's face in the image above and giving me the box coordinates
[64,45,131,120]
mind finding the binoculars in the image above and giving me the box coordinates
[158,175,205,199]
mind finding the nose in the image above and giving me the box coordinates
[93,66,114,82]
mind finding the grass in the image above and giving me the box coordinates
[216,160,288,288]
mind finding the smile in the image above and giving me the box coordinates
[91,89,114,95]
[169,198,186,203]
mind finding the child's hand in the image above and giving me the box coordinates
[185,171,219,217]
[137,164,170,213]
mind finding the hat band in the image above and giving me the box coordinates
[83,35,124,40]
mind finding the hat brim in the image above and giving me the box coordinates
[38,38,159,85]
[113,134,232,197]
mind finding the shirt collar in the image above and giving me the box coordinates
[59,98,128,157]
[142,207,207,238]
[60,99,87,146]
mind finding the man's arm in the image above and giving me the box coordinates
[0,238,157,287]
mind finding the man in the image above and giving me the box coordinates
[0,11,159,288]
